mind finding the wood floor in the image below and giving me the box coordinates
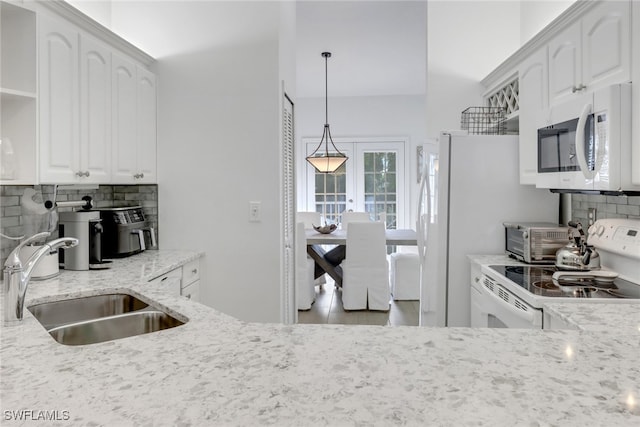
[297,278,420,326]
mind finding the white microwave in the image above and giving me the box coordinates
[536,83,632,192]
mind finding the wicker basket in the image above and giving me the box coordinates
[460,107,506,135]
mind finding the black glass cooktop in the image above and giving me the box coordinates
[488,265,640,299]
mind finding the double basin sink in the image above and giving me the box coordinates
[28,292,186,346]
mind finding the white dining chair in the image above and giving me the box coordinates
[340,211,371,230]
[296,211,322,229]
[341,221,390,311]
[296,221,316,310]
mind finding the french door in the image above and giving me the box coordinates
[304,139,407,229]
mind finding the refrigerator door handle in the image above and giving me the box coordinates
[416,151,431,260]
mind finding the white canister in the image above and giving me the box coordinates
[19,245,60,280]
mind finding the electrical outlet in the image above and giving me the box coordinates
[249,201,261,222]
[588,207,597,226]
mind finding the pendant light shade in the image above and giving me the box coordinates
[306,52,348,173]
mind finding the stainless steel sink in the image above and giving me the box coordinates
[29,293,150,329]
[28,293,185,346]
[47,311,184,346]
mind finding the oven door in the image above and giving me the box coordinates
[474,275,543,329]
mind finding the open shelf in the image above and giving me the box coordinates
[1,1,37,184]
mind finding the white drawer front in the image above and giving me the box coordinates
[182,259,200,286]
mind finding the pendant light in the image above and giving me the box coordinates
[306,52,348,173]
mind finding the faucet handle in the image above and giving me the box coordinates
[4,232,51,269]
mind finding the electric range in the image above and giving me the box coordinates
[472,218,640,329]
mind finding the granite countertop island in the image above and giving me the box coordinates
[1,251,639,426]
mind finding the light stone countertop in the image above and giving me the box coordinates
[543,303,640,333]
[1,251,639,426]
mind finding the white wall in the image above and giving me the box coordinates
[66,0,111,28]
[520,1,574,44]
[110,1,293,322]
[296,95,426,227]
[426,1,521,139]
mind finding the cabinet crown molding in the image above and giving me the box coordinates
[481,0,602,89]
[36,0,155,67]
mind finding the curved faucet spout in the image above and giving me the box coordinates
[3,236,79,324]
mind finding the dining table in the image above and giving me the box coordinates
[305,228,418,287]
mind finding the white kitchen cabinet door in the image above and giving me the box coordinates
[79,35,111,183]
[111,54,138,183]
[112,55,157,184]
[633,0,640,185]
[38,15,80,183]
[136,66,157,183]
[518,47,548,185]
[548,22,581,107]
[581,0,630,92]
[548,1,630,107]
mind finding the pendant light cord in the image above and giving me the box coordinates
[325,53,329,126]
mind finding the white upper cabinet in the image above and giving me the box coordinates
[581,1,630,91]
[37,3,157,185]
[38,15,81,183]
[633,0,640,185]
[548,1,630,106]
[136,67,157,183]
[111,55,156,184]
[517,47,548,185]
[39,16,113,184]
[111,54,138,183]
[548,23,581,106]
[80,35,112,183]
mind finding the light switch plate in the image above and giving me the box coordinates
[249,201,261,222]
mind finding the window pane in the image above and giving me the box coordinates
[336,174,346,193]
[386,173,396,192]
[387,153,396,172]
[364,174,374,193]
[364,153,373,171]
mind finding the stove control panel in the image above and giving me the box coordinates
[588,218,640,259]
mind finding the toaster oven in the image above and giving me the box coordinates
[503,222,569,264]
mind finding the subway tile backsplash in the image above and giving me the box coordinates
[571,193,640,227]
[2,184,639,267]
[1,185,158,266]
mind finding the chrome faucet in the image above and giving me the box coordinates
[3,232,78,324]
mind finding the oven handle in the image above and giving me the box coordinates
[482,279,537,324]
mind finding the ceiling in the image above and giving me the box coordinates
[295,1,427,99]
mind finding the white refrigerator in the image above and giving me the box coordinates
[417,131,559,327]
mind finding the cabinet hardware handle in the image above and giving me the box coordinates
[192,269,198,274]
[75,171,90,177]
[474,277,480,283]
[134,172,145,179]
[572,84,587,93]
